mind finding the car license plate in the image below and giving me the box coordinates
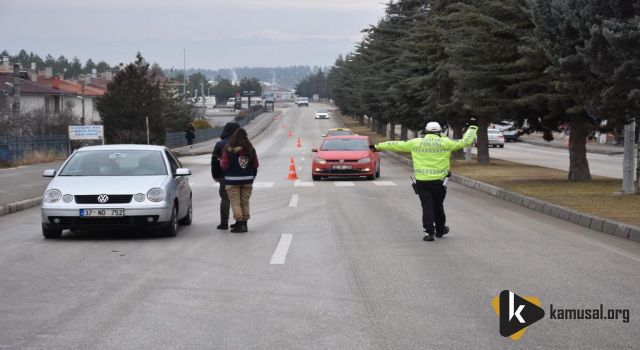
[80,209,125,217]
[333,165,352,170]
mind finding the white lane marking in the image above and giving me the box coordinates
[288,194,299,207]
[301,157,305,161]
[373,181,397,186]
[334,182,355,187]
[254,182,275,188]
[270,234,293,265]
[294,181,314,187]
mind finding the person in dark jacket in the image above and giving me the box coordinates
[185,123,196,147]
[220,128,259,233]
[211,122,240,230]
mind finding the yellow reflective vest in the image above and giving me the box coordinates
[375,126,478,181]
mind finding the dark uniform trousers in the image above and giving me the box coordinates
[416,180,447,234]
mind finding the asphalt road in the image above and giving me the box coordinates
[0,103,639,349]
[475,143,624,179]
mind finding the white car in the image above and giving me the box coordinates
[296,97,309,107]
[315,109,330,119]
[41,145,192,239]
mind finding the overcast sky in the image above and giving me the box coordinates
[1,0,387,70]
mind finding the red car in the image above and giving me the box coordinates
[311,135,381,181]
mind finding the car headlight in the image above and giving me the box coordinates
[315,157,327,164]
[62,194,74,203]
[44,189,62,203]
[357,157,372,164]
[134,193,146,202]
[147,188,165,202]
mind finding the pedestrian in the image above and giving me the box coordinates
[185,123,196,147]
[372,118,478,241]
[211,122,240,230]
[220,128,259,233]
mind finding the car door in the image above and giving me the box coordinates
[165,150,189,217]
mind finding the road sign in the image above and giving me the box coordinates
[68,125,104,140]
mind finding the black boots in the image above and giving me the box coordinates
[217,223,228,230]
[435,226,449,238]
[423,234,435,242]
[230,221,247,233]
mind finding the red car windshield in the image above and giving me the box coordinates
[321,138,369,151]
[327,130,353,136]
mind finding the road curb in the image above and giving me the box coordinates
[381,150,640,243]
[0,197,42,217]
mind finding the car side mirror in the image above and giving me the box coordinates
[175,168,191,176]
[43,169,56,177]
[311,148,318,152]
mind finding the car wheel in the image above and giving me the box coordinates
[499,144,504,148]
[163,203,179,237]
[42,224,62,239]
[312,175,321,181]
[179,196,192,225]
[375,163,380,178]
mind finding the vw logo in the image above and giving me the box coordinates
[97,194,109,203]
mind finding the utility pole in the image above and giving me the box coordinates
[12,64,21,136]
[200,81,205,119]
[183,49,186,100]
[81,80,86,125]
[622,120,636,193]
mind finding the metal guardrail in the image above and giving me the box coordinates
[0,136,69,163]
[165,108,265,148]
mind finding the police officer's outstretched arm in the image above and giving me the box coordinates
[443,125,478,151]
[373,139,416,153]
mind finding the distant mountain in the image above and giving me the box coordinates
[176,66,330,90]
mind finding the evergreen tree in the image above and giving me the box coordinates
[96,53,166,144]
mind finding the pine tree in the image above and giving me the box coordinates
[96,53,166,144]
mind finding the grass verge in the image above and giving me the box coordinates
[0,150,67,168]
[337,113,640,228]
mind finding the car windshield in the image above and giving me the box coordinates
[59,150,167,176]
[327,130,353,136]
[321,138,369,151]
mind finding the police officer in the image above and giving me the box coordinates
[372,119,478,241]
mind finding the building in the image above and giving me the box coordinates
[261,82,295,101]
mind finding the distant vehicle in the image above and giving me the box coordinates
[487,128,505,147]
[311,135,381,181]
[204,96,216,109]
[315,109,330,119]
[226,97,236,107]
[500,127,519,142]
[322,128,353,137]
[40,145,193,239]
[496,121,521,142]
[296,97,309,107]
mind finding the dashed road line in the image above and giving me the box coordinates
[294,180,314,187]
[288,194,299,208]
[334,182,355,187]
[373,181,397,186]
[270,234,293,265]
[254,182,275,188]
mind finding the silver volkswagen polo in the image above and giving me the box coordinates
[41,145,192,239]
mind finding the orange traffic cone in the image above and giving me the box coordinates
[296,137,302,148]
[287,158,299,180]
[288,130,292,137]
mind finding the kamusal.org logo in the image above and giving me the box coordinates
[550,304,630,323]
[492,290,632,341]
